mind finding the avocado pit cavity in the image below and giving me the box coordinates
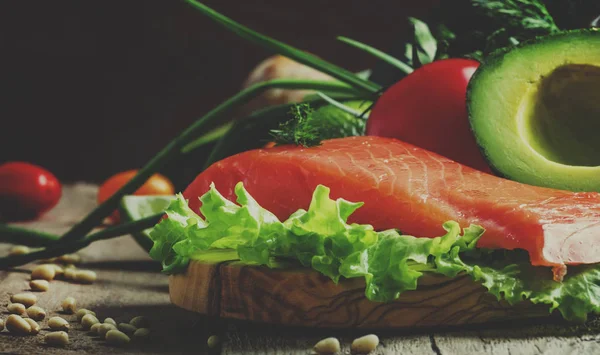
[525,64,600,166]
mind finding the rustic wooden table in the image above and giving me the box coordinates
[2,184,600,354]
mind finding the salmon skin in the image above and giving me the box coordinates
[184,136,600,279]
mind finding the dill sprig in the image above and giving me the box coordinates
[270,104,321,147]
[472,0,559,35]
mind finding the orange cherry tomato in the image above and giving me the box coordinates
[98,170,175,223]
[263,141,276,148]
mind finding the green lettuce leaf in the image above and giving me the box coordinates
[148,182,600,322]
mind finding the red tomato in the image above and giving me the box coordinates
[98,170,175,223]
[366,59,492,173]
[0,162,62,221]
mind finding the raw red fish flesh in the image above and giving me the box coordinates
[184,136,600,279]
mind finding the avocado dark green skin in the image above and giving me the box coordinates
[466,29,600,190]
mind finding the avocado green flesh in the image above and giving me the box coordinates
[468,30,600,192]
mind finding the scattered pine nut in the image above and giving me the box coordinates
[351,334,379,354]
[133,328,150,339]
[207,335,220,349]
[52,264,65,277]
[9,245,30,256]
[104,317,116,326]
[5,314,32,335]
[7,303,26,315]
[90,323,102,333]
[10,293,37,307]
[314,337,341,355]
[58,254,81,264]
[76,309,96,322]
[26,306,46,321]
[45,331,69,347]
[29,279,50,292]
[129,316,150,328]
[118,323,137,335]
[61,297,77,314]
[48,316,70,331]
[0,318,4,331]
[98,323,117,337]
[64,267,77,280]
[81,314,100,330]
[31,264,56,281]
[73,270,97,284]
[105,329,130,346]
[24,318,40,335]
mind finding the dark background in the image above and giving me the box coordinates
[0,0,438,187]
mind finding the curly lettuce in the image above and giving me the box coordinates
[149,182,600,322]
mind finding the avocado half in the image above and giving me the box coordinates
[467,29,600,191]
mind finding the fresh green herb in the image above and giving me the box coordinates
[270,104,321,147]
[269,101,370,148]
[0,214,163,268]
[434,0,560,60]
[148,182,600,322]
[0,224,60,247]
[337,36,413,75]
[184,0,381,95]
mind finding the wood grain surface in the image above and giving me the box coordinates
[3,184,600,355]
[170,261,550,329]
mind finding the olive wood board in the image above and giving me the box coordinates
[169,260,551,329]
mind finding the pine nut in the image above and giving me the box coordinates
[98,323,117,337]
[58,254,81,264]
[133,328,150,339]
[118,323,137,335]
[9,245,30,256]
[73,270,97,284]
[26,306,46,321]
[52,264,65,277]
[207,335,220,349]
[104,317,116,326]
[351,334,379,354]
[105,329,130,346]
[7,303,26,315]
[45,331,69,346]
[31,264,56,281]
[129,316,150,328]
[24,318,40,335]
[64,267,77,280]
[90,323,102,333]
[29,279,50,292]
[61,297,77,314]
[10,293,37,307]
[314,337,341,355]
[0,318,4,331]
[76,309,96,322]
[48,316,70,331]
[6,314,32,335]
[81,314,100,330]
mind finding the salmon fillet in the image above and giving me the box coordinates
[184,136,600,278]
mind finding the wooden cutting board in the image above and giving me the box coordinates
[168,260,551,329]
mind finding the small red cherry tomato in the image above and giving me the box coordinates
[0,162,62,221]
[366,58,492,173]
[98,170,175,223]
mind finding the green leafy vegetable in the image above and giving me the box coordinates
[149,183,600,322]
